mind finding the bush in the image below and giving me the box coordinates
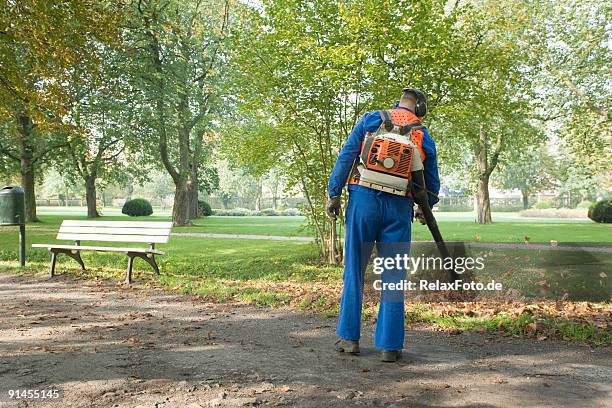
[214,208,252,216]
[212,207,303,216]
[260,208,278,216]
[588,200,612,223]
[519,208,588,219]
[576,200,593,209]
[122,198,153,217]
[197,200,213,217]
[280,208,302,216]
[533,200,553,209]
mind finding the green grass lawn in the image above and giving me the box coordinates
[18,212,612,244]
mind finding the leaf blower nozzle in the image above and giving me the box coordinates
[411,170,460,282]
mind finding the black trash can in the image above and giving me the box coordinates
[0,186,25,225]
[0,186,26,266]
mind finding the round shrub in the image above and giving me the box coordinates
[197,200,213,217]
[588,200,612,223]
[576,200,593,209]
[122,198,153,217]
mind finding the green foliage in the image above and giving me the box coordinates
[534,201,553,209]
[0,0,122,121]
[122,198,153,217]
[588,200,612,223]
[576,200,593,209]
[529,0,611,180]
[197,200,213,217]
[260,208,277,216]
[494,147,556,199]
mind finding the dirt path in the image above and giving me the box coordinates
[0,273,610,408]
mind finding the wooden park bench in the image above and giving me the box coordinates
[32,220,172,283]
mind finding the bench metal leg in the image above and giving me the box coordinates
[126,255,135,284]
[125,252,160,284]
[48,249,86,278]
[49,251,57,277]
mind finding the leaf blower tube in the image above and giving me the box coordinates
[411,170,460,282]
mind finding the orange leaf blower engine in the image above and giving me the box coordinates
[350,111,424,196]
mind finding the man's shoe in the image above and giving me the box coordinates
[334,338,360,354]
[381,350,402,362]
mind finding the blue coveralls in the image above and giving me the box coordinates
[328,107,440,351]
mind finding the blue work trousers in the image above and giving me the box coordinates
[336,186,412,351]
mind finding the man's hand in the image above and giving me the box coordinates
[414,206,427,225]
[326,196,341,219]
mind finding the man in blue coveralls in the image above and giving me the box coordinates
[326,88,440,362]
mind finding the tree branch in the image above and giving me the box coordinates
[0,141,19,161]
[32,141,69,165]
[485,133,504,177]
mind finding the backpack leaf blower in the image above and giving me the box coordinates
[348,109,459,282]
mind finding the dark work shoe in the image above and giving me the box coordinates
[381,350,402,362]
[335,338,360,355]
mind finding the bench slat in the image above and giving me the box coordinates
[57,233,169,244]
[59,226,171,236]
[32,244,164,255]
[61,220,173,228]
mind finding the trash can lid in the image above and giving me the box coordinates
[0,186,24,194]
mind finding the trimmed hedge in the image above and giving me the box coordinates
[576,200,593,209]
[588,200,612,223]
[122,198,153,217]
[260,208,278,216]
[197,200,214,217]
[213,208,302,216]
[520,208,588,219]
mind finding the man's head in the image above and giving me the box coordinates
[399,88,427,118]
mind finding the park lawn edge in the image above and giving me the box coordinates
[1,261,609,346]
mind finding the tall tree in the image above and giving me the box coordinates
[59,43,144,218]
[431,0,539,223]
[0,0,121,221]
[127,0,229,226]
[493,146,556,209]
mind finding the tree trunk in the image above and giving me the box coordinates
[188,169,199,219]
[17,115,38,222]
[254,178,262,211]
[85,174,99,218]
[20,157,37,222]
[126,179,134,201]
[474,126,502,225]
[521,189,529,209]
[172,178,191,226]
[476,176,492,224]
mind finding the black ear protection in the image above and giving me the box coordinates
[402,88,427,118]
